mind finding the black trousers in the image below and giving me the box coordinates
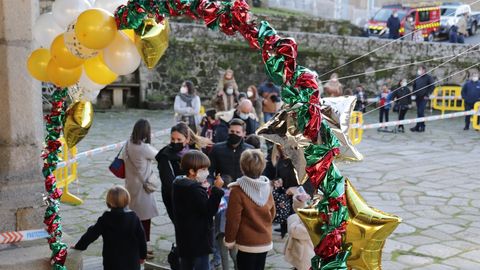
[398,108,408,128]
[237,251,267,270]
[379,108,389,123]
[415,98,427,128]
[465,103,474,128]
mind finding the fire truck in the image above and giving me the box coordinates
[364,3,441,42]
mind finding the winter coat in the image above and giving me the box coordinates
[216,77,239,112]
[413,74,435,98]
[284,214,315,270]
[208,140,254,182]
[123,141,159,221]
[174,94,201,126]
[461,80,480,105]
[354,90,368,112]
[172,176,224,258]
[403,21,415,40]
[74,208,147,270]
[387,15,401,36]
[378,92,391,110]
[390,86,412,108]
[200,119,222,143]
[225,176,276,253]
[323,81,343,97]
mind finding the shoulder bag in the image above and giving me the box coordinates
[109,145,126,179]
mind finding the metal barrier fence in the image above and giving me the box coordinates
[54,137,82,205]
[348,111,363,145]
[474,102,480,131]
[431,85,464,114]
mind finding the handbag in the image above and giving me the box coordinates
[168,243,180,270]
[109,146,125,178]
[125,142,160,193]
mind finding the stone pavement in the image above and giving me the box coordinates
[61,109,480,269]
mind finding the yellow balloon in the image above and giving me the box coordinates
[84,53,117,85]
[27,48,51,82]
[47,59,82,87]
[64,101,94,148]
[75,9,118,50]
[50,34,84,69]
[122,29,135,41]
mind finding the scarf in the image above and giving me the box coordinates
[234,175,271,207]
[179,93,195,106]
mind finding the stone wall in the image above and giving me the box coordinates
[141,22,479,106]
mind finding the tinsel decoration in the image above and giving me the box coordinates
[112,1,350,269]
[42,87,69,270]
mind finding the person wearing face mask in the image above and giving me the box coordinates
[411,66,435,132]
[155,123,212,224]
[247,85,263,122]
[461,71,480,130]
[122,119,159,258]
[387,10,401,40]
[390,79,412,133]
[208,119,254,185]
[215,99,260,142]
[403,15,415,41]
[323,73,343,97]
[258,79,281,122]
[174,80,201,133]
[215,69,240,112]
[172,150,224,270]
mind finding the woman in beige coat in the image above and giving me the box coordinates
[284,190,314,270]
[123,119,159,256]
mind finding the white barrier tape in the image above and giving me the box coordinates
[366,95,461,103]
[0,229,49,244]
[351,110,478,130]
[56,128,171,169]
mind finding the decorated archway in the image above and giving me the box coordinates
[27,0,401,269]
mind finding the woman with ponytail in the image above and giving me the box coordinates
[155,122,211,223]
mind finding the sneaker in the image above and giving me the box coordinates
[464,126,469,130]
[410,127,417,132]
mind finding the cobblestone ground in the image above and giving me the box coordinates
[61,109,480,269]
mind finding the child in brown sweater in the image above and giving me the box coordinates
[224,149,276,270]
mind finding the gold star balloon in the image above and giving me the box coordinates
[135,18,170,69]
[298,179,402,270]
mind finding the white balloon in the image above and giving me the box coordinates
[94,0,125,14]
[33,13,63,48]
[52,0,92,29]
[103,32,141,76]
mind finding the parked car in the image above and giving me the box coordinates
[364,3,441,41]
[440,2,480,36]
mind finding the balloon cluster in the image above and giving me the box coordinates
[27,0,169,95]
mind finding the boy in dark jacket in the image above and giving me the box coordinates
[173,150,225,270]
[461,72,480,130]
[73,186,147,270]
[411,66,435,132]
[390,79,412,132]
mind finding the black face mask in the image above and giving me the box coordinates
[227,134,243,145]
[170,142,184,152]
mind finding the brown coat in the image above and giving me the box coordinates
[225,181,276,253]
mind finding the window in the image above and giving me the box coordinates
[418,11,430,22]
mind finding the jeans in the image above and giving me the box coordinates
[415,98,427,128]
[398,108,408,129]
[180,255,210,270]
[379,108,389,123]
[465,103,474,128]
[263,112,275,123]
[237,251,267,270]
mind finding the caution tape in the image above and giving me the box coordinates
[351,110,478,130]
[0,229,49,244]
[56,128,171,169]
[366,95,461,103]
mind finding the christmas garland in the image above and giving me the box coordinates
[42,88,69,270]
[112,1,350,269]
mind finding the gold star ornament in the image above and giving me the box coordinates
[298,179,402,270]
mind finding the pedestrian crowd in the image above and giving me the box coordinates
[71,66,480,270]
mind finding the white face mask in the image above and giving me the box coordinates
[239,112,249,120]
[393,13,398,18]
[473,76,479,82]
[417,70,423,76]
[180,86,188,94]
[195,169,209,183]
[247,91,254,98]
[226,88,234,95]
[401,81,407,87]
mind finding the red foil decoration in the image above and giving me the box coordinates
[304,91,322,140]
[54,248,68,265]
[314,223,347,259]
[295,71,319,89]
[305,148,340,190]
